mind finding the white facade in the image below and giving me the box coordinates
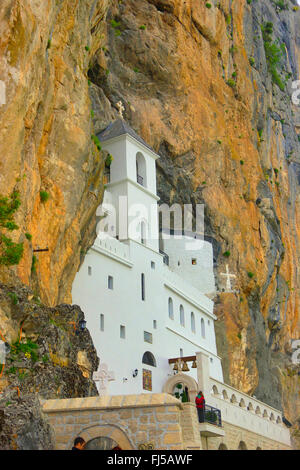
[72,122,223,396]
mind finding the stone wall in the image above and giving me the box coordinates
[43,393,292,450]
[43,393,185,450]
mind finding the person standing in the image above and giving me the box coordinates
[195,390,205,423]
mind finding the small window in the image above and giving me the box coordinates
[151,261,155,269]
[201,318,206,338]
[153,320,157,329]
[180,305,185,326]
[100,314,104,331]
[180,348,183,358]
[88,266,92,276]
[192,258,197,265]
[168,298,174,320]
[108,276,113,290]
[120,325,126,339]
[210,357,213,363]
[144,331,153,343]
[191,312,196,333]
[141,273,145,301]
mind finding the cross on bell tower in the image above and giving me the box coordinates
[116,101,125,119]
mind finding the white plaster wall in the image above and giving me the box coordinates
[162,235,216,296]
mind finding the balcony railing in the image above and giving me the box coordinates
[159,249,169,266]
[137,174,144,186]
[203,404,222,427]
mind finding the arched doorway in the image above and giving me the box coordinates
[218,443,228,450]
[85,437,118,450]
[238,441,248,450]
[163,372,198,403]
[69,424,134,450]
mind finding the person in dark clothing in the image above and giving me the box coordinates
[72,437,86,450]
[195,390,205,423]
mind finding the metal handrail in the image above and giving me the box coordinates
[203,404,222,427]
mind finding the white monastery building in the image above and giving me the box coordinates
[72,119,291,448]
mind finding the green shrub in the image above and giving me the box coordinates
[31,255,37,273]
[249,57,255,66]
[25,232,32,241]
[205,3,212,8]
[223,251,231,257]
[139,25,146,30]
[272,1,288,11]
[8,292,18,305]
[40,191,50,203]
[261,22,285,90]
[110,19,121,36]
[226,79,236,88]
[91,134,102,151]
[105,154,113,167]
[247,271,254,278]
[0,234,23,266]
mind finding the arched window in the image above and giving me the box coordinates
[230,394,237,404]
[201,318,205,338]
[168,298,174,320]
[222,390,229,400]
[142,351,156,367]
[191,312,196,333]
[140,220,147,245]
[180,305,185,326]
[136,152,147,187]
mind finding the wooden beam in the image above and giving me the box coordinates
[168,355,196,364]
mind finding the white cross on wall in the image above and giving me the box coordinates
[220,264,236,292]
[93,363,115,395]
[116,101,125,119]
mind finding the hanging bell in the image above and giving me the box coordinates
[173,362,178,371]
[182,361,190,372]
[191,360,197,369]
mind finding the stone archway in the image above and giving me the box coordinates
[68,424,134,450]
[163,372,198,403]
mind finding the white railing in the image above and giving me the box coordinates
[93,235,132,265]
[208,377,291,446]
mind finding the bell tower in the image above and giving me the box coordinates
[97,119,160,252]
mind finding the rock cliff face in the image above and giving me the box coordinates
[0,0,299,448]
[0,0,111,305]
[0,283,99,449]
